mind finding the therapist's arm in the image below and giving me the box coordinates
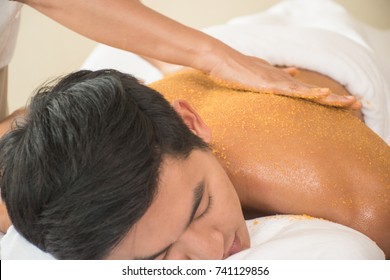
[16,0,359,108]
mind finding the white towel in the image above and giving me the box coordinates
[82,0,390,144]
[227,215,385,260]
[1,226,55,260]
[202,0,390,144]
[2,216,384,260]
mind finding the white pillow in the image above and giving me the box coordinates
[1,226,55,260]
[227,215,385,260]
[81,44,163,84]
[1,215,384,260]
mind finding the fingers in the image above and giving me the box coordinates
[314,94,362,110]
[270,83,331,99]
[208,55,361,110]
[270,82,361,110]
[282,67,300,77]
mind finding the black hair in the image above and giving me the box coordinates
[0,69,208,259]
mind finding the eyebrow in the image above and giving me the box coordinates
[135,180,205,260]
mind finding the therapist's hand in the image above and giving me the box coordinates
[205,52,361,109]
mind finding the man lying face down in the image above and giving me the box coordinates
[0,69,389,259]
[0,70,250,259]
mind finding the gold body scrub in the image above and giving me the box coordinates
[150,70,390,256]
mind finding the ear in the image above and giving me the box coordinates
[172,100,211,143]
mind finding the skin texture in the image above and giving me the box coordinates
[15,0,359,106]
[149,70,390,258]
[0,69,387,259]
[107,151,250,260]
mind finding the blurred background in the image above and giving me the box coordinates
[7,0,390,112]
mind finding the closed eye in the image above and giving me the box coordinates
[161,196,212,260]
[196,195,213,220]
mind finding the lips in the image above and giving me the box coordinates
[224,233,242,258]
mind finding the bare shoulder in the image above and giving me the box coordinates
[293,68,363,120]
[151,70,390,257]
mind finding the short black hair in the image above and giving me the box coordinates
[0,69,208,259]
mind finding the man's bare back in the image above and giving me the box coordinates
[150,70,390,258]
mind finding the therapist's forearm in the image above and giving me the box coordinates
[16,1,362,109]
[17,0,227,73]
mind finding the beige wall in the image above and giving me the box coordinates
[7,0,390,112]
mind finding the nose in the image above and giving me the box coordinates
[167,227,225,260]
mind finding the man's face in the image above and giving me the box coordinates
[107,149,250,259]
